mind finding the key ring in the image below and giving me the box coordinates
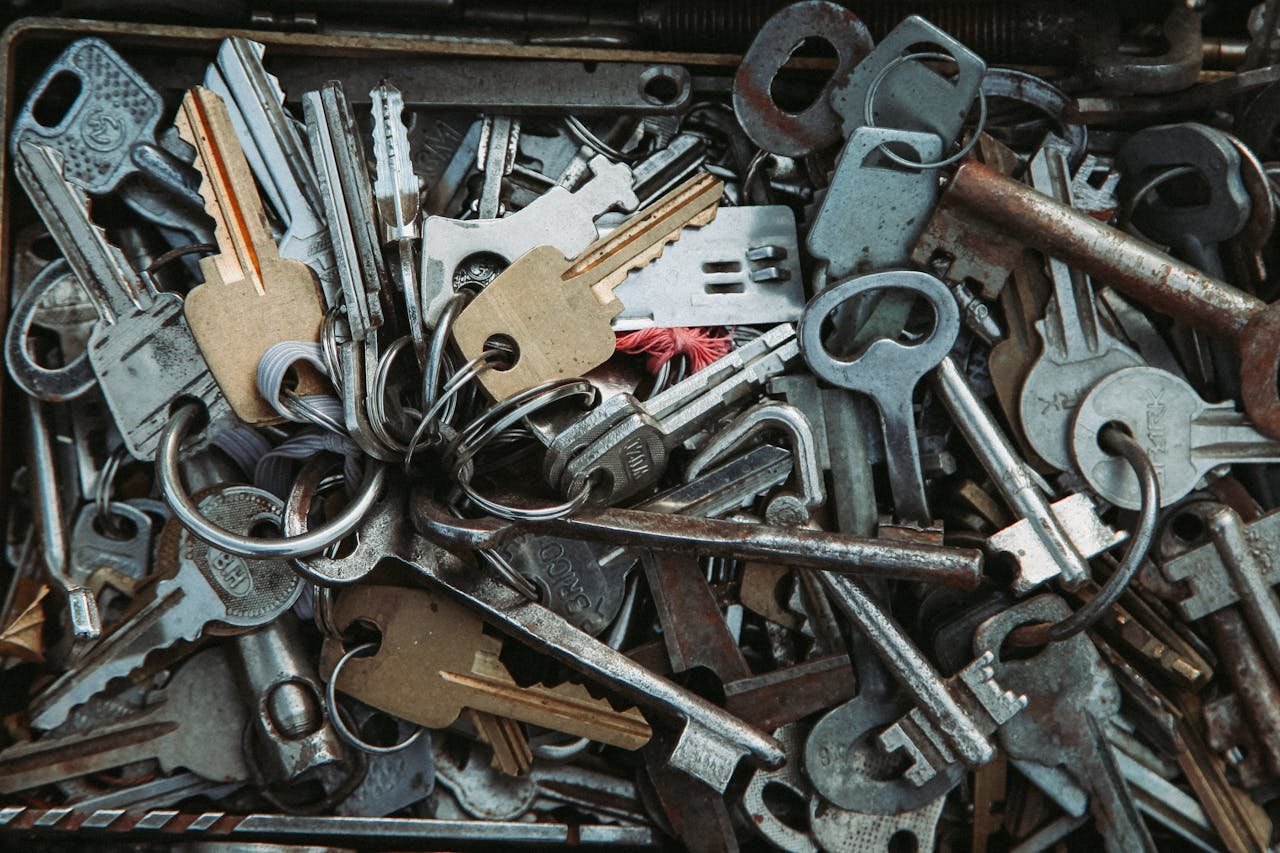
[157,402,387,559]
[92,446,130,539]
[404,348,503,468]
[367,335,420,458]
[325,642,427,754]
[863,51,989,171]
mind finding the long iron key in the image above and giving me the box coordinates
[12,140,234,460]
[29,485,302,730]
[204,36,338,302]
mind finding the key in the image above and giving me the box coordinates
[29,485,303,730]
[68,501,153,596]
[0,646,249,792]
[542,322,798,505]
[799,270,960,526]
[975,594,1157,853]
[175,86,328,425]
[369,81,425,363]
[1072,365,1280,508]
[986,493,1126,592]
[6,256,98,402]
[204,37,338,303]
[641,552,750,685]
[476,115,519,219]
[12,141,234,460]
[321,584,652,750]
[1018,141,1143,472]
[10,38,213,249]
[451,171,724,401]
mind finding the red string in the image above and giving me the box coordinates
[615,327,732,374]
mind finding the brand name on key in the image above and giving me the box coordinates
[1143,387,1168,486]
[208,549,254,598]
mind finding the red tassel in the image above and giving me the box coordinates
[615,327,732,374]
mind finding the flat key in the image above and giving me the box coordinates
[1073,365,1280,508]
[204,37,338,302]
[12,140,234,460]
[175,86,328,424]
[29,485,302,730]
[451,171,724,400]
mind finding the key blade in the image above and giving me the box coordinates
[370,81,420,242]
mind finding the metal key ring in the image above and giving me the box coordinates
[5,260,96,402]
[157,402,387,559]
[325,642,427,755]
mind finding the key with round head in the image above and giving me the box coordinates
[28,485,302,730]
[451,171,723,401]
[174,86,328,425]
[1072,365,1280,509]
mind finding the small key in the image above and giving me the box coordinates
[68,502,153,595]
[321,584,652,750]
[1018,141,1143,472]
[12,141,234,460]
[204,37,338,302]
[451,171,724,400]
[29,485,302,730]
[0,646,249,792]
[175,86,328,425]
[1072,365,1280,508]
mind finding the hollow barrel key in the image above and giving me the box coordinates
[452,171,724,400]
[174,86,329,425]
[12,141,235,460]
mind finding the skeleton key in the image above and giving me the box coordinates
[204,37,338,303]
[369,81,425,364]
[1019,142,1143,472]
[451,171,724,401]
[12,141,234,460]
[175,86,328,425]
[0,646,249,792]
[321,584,651,750]
[29,485,303,730]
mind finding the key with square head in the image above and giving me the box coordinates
[0,645,250,792]
[12,141,234,460]
[174,86,328,425]
[1018,141,1143,472]
[1072,365,1280,509]
[6,257,98,403]
[451,171,724,401]
[204,37,338,303]
[29,484,303,730]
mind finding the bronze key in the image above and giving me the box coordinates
[451,172,723,400]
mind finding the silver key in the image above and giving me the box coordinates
[1073,365,1280,508]
[476,115,519,219]
[1018,141,1143,471]
[67,502,153,592]
[204,36,338,303]
[6,256,98,402]
[30,485,302,730]
[13,141,234,460]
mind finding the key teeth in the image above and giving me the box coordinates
[878,711,954,787]
[960,652,1028,726]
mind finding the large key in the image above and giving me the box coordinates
[12,141,234,460]
[1072,365,1280,508]
[175,86,328,424]
[29,485,302,730]
[0,646,250,792]
[451,171,724,400]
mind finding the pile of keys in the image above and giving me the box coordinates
[6,2,1280,849]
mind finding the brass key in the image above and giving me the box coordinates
[452,172,723,400]
[175,86,328,424]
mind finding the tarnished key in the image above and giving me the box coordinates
[29,485,302,730]
[204,36,338,302]
[175,86,328,424]
[12,141,234,460]
[452,171,723,400]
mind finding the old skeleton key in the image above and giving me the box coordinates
[12,141,234,460]
[175,86,328,424]
[452,172,724,400]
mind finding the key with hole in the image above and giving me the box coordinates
[0,645,250,792]
[451,171,723,401]
[68,501,153,595]
[175,86,328,425]
[1019,140,1143,472]
[204,37,338,303]
[12,141,235,460]
[321,584,652,750]
[29,485,302,730]
[799,270,960,526]
[10,38,212,249]
[6,257,99,402]
[1072,365,1280,508]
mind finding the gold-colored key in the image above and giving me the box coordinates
[175,86,328,424]
[452,172,723,400]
